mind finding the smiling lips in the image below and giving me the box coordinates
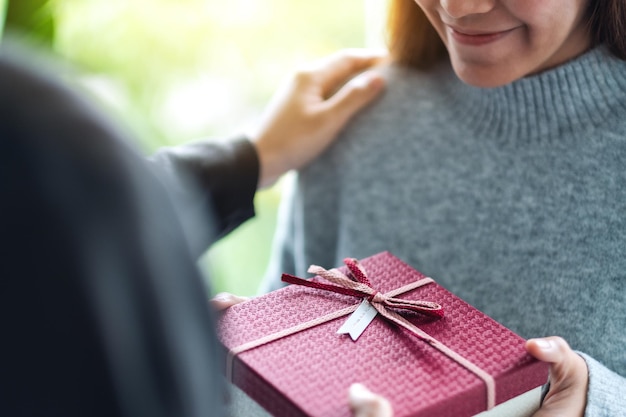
[448,26,516,46]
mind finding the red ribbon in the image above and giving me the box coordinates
[281,257,444,319]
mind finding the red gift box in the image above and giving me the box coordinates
[218,252,549,417]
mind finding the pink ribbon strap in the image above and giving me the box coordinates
[227,258,496,411]
[282,257,444,319]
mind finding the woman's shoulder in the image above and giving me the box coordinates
[350,60,460,125]
[380,60,458,95]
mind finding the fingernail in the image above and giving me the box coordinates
[213,293,231,301]
[368,74,385,90]
[348,72,373,89]
[349,383,372,401]
[534,339,553,350]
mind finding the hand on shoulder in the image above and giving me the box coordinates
[249,49,387,188]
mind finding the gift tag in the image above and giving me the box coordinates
[337,299,378,341]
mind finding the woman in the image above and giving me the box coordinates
[262,1,626,416]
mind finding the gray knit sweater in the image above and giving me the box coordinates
[262,46,626,416]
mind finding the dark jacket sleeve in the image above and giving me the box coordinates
[0,45,228,417]
[148,136,259,257]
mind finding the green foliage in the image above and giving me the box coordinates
[0,0,6,36]
[3,0,55,46]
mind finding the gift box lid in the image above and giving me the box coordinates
[218,251,549,417]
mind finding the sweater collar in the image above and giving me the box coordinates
[451,46,626,141]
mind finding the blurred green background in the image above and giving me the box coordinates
[2,0,377,296]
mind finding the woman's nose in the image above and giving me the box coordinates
[440,0,496,18]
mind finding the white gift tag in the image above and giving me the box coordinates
[337,299,379,341]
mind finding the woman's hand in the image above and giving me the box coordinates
[526,336,588,417]
[250,49,387,188]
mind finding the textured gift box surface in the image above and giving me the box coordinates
[218,252,548,417]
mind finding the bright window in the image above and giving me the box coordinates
[4,0,383,296]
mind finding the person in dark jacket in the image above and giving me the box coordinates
[0,44,385,417]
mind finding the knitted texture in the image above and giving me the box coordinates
[220,252,548,417]
[262,46,626,416]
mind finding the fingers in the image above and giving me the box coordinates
[349,383,393,417]
[526,337,586,384]
[303,48,388,96]
[323,70,385,122]
[209,292,249,311]
[526,337,588,417]
[250,48,387,188]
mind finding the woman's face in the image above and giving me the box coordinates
[414,0,592,87]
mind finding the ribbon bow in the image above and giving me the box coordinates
[281,257,444,319]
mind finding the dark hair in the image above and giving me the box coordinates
[387,0,626,69]
[587,0,626,59]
